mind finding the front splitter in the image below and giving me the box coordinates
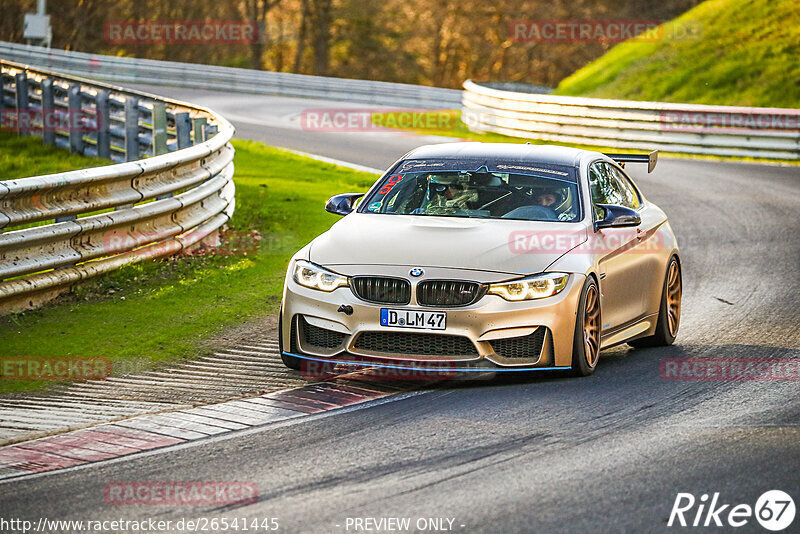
[284,351,572,374]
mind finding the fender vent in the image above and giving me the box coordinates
[301,317,347,349]
[489,328,546,360]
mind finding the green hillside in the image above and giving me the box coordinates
[554,0,800,108]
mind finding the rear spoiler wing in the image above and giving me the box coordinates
[605,151,658,173]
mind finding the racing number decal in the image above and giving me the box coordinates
[378,174,403,194]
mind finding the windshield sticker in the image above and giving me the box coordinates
[398,159,486,173]
[495,164,569,176]
[378,174,403,194]
[367,201,382,212]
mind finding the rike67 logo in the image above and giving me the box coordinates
[668,490,795,531]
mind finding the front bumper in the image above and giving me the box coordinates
[281,269,585,371]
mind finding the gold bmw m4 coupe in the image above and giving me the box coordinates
[280,143,681,377]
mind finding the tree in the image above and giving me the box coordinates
[308,0,332,75]
[239,0,283,69]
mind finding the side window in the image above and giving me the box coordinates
[588,162,624,219]
[608,166,642,209]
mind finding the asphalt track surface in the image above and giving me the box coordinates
[2,88,799,533]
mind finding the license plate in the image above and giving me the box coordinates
[380,309,446,330]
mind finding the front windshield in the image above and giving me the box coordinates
[360,163,581,222]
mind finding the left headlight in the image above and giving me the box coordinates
[293,260,349,292]
[488,272,569,301]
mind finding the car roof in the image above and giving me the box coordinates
[403,142,601,168]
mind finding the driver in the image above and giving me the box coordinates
[533,187,577,221]
[534,190,562,208]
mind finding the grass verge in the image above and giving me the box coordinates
[0,132,105,179]
[553,0,800,108]
[0,138,377,394]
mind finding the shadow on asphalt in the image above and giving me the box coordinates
[321,342,800,394]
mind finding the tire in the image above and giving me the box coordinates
[279,308,302,370]
[570,277,601,377]
[630,256,682,348]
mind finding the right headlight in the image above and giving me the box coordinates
[292,260,349,292]
[488,272,569,301]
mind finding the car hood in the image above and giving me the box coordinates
[309,213,588,276]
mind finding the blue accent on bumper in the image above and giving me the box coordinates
[281,352,571,373]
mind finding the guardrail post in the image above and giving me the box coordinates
[152,110,194,201]
[176,112,191,149]
[192,117,207,144]
[151,102,168,156]
[95,89,111,159]
[67,84,85,155]
[41,78,55,146]
[124,96,139,162]
[203,123,218,141]
[15,72,29,137]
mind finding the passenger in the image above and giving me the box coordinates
[426,175,476,210]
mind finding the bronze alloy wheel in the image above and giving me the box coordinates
[583,284,601,368]
[666,260,682,337]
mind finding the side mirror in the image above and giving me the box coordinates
[325,193,364,216]
[594,204,641,231]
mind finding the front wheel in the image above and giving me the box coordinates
[570,277,601,376]
[630,256,682,348]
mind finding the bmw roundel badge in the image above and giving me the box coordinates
[410,268,424,277]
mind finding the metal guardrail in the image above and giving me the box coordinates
[0,41,461,109]
[462,80,800,160]
[0,60,235,313]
